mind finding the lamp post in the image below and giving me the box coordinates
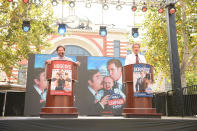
[166,0,183,116]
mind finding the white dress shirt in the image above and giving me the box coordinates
[51,56,73,62]
[125,53,147,65]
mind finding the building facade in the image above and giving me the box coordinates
[5,28,130,84]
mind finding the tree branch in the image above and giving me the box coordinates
[0,24,10,28]
[181,45,197,73]
[187,53,197,69]
[180,2,188,75]
[189,45,197,58]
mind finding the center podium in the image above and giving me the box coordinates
[40,60,78,118]
[122,63,161,118]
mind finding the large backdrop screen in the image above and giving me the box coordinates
[24,54,125,116]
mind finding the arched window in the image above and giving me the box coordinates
[52,45,91,56]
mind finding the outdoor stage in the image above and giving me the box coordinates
[0,116,197,131]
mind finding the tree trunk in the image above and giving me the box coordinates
[180,1,188,88]
[181,71,187,88]
[179,1,197,87]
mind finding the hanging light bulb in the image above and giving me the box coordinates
[22,21,30,32]
[158,8,164,13]
[131,5,137,12]
[103,3,109,10]
[99,26,107,37]
[52,0,58,6]
[132,28,139,38]
[116,4,122,11]
[158,3,164,13]
[142,6,147,12]
[69,1,75,8]
[23,0,29,4]
[142,2,147,12]
[85,1,91,8]
[58,24,66,35]
[169,4,176,14]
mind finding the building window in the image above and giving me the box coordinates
[52,45,91,56]
[18,65,27,85]
[127,50,132,55]
[114,40,120,57]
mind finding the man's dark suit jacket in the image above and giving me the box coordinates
[84,88,104,116]
[25,86,46,116]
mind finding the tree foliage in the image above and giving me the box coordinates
[142,0,197,87]
[0,0,55,76]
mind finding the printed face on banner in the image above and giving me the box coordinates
[133,64,153,97]
[50,61,72,96]
[32,68,48,108]
[25,54,128,116]
[87,57,125,115]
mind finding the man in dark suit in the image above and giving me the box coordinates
[107,59,123,90]
[25,68,48,115]
[33,68,48,107]
[135,70,146,92]
[85,70,109,115]
[107,59,126,98]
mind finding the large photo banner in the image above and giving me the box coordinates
[50,60,72,96]
[133,64,153,97]
[24,55,126,116]
[86,57,125,115]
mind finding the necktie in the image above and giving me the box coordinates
[136,54,139,64]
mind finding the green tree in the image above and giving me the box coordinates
[142,0,197,88]
[0,0,55,78]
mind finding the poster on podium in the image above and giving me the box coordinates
[50,60,72,96]
[133,64,153,97]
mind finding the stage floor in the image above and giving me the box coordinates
[1,116,197,120]
[0,116,197,131]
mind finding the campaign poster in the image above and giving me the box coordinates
[87,57,125,115]
[133,64,153,97]
[50,60,72,96]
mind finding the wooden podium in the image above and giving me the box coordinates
[122,64,161,118]
[40,60,78,118]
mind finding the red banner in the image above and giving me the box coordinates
[108,99,124,106]
[50,60,72,95]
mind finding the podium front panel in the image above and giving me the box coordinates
[132,64,153,97]
[49,60,74,96]
[122,65,133,83]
